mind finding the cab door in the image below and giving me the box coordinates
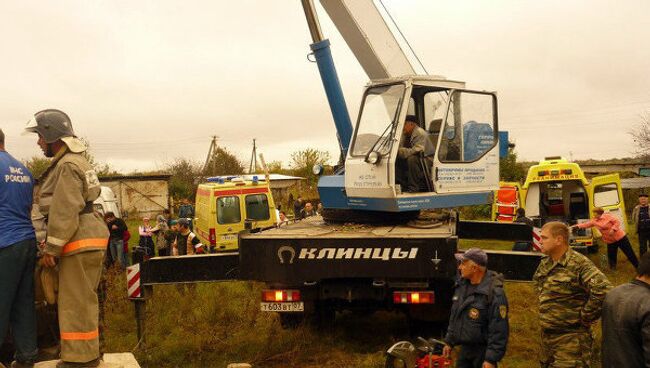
[433,90,500,193]
[345,83,409,199]
[588,173,628,231]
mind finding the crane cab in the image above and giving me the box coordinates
[319,76,500,212]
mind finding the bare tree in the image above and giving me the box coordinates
[631,111,650,157]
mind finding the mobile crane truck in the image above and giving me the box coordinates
[128,0,541,336]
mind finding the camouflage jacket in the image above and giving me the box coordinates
[533,248,612,332]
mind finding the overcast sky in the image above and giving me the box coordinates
[1,0,649,172]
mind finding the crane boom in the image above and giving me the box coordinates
[319,0,425,80]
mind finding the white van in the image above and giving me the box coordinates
[93,186,122,218]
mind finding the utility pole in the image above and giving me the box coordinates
[248,138,258,174]
[202,135,219,174]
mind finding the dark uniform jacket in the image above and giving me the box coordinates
[601,279,650,368]
[444,270,509,364]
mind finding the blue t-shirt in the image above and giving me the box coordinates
[0,151,35,248]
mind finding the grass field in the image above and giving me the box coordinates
[103,220,639,367]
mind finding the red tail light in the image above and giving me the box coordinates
[262,289,301,302]
[209,228,216,246]
[393,291,434,304]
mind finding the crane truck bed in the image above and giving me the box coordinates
[239,215,458,284]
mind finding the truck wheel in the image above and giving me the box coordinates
[306,302,335,330]
[384,355,408,368]
[279,313,304,329]
[588,242,600,254]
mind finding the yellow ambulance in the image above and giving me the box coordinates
[194,175,278,252]
[492,157,626,250]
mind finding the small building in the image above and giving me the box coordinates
[99,174,171,219]
[242,174,304,207]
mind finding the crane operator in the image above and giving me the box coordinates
[396,115,434,193]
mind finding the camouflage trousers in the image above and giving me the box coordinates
[539,330,593,368]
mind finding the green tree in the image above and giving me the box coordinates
[203,146,245,177]
[167,158,202,201]
[22,156,51,179]
[290,148,331,191]
[266,160,284,174]
[499,149,527,182]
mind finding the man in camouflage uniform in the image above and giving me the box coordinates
[25,109,109,368]
[533,222,611,368]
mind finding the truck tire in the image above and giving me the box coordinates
[279,313,305,329]
[321,208,419,224]
[313,303,336,330]
[587,242,600,254]
[384,355,408,368]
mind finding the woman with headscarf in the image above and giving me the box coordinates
[138,217,155,258]
[151,214,171,256]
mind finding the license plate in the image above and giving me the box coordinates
[260,302,304,312]
[220,234,237,241]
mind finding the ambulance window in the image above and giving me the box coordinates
[217,196,241,224]
[593,184,620,207]
[245,194,270,221]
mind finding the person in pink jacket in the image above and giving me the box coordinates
[571,207,639,270]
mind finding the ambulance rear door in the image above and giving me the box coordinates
[588,173,628,231]
[215,193,245,251]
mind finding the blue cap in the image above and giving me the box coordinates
[455,248,488,267]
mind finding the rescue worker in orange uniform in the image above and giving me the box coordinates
[24,109,109,368]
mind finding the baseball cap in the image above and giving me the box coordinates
[455,248,488,267]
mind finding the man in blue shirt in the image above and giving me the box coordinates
[0,129,38,367]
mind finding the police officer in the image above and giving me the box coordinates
[24,109,109,368]
[0,129,38,368]
[533,221,612,368]
[443,248,509,368]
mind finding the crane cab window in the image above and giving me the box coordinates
[217,196,241,224]
[245,194,270,221]
[439,91,497,162]
[424,91,448,150]
[351,84,406,157]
